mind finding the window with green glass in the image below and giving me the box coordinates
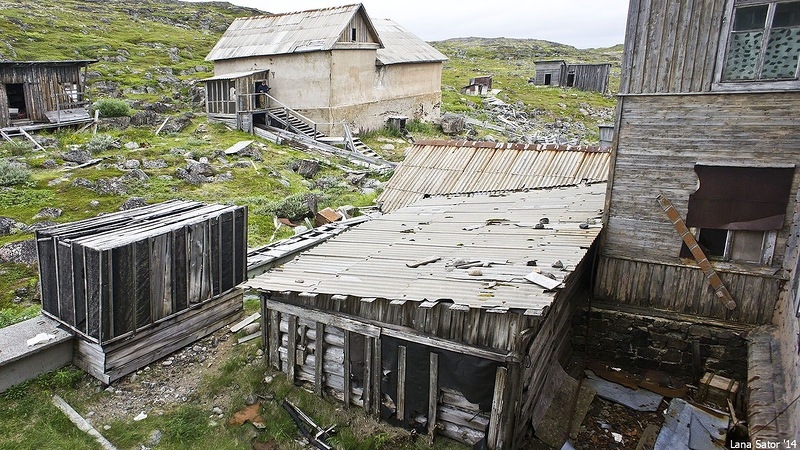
[723,1,800,81]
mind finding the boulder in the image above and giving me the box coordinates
[0,239,37,265]
[296,160,320,179]
[440,113,465,135]
[62,149,92,164]
[119,197,147,211]
[33,207,62,219]
[0,217,17,236]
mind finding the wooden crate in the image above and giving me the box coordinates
[698,372,740,409]
[35,200,247,343]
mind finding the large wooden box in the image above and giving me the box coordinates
[35,200,247,344]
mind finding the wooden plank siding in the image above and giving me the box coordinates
[599,93,800,324]
[620,0,726,94]
[0,63,91,126]
[570,64,611,93]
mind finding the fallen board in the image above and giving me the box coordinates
[583,370,663,412]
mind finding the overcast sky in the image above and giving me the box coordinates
[184,0,630,49]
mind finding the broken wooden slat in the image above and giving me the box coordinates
[363,337,372,413]
[656,194,736,310]
[315,322,324,396]
[237,332,260,344]
[19,128,45,151]
[487,367,507,449]
[52,394,117,450]
[288,315,298,383]
[155,116,171,135]
[230,312,261,333]
[406,256,441,268]
[343,331,351,408]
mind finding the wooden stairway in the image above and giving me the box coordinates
[267,107,381,161]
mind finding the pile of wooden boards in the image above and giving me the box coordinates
[35,200,247,383]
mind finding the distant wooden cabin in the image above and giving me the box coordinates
[595,0,800,441]
[461,75,493,96]
[247,141,610,449]
[203,4,447,135]
[0,60,95,129]
[531,60,611,93]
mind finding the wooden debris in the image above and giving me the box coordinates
[406,256,441,268]
[314,207,343,226]
[282,400,335,450]
[224,140,253,155]
[583,370,663,412]
[60,158,103,171]
[230,312,261,333]
[228,403,266,429]
[238,332,261,344]
[52,394,117,450]
[524,272,561,290]
[155,116,171,135]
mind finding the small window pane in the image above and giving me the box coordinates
[729,230,765,263]
[724,31,764,80]
[698,229,728,258]
[773,2,800,28]
[763,27,800,78]
[734,5,769,31]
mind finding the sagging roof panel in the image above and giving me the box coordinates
[246,184,606,313]
[377,140,611,213]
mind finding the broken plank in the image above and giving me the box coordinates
[406,256,441,268]
[237,332,260,344]
[524,272,562,290]
[225,140,254,155]
[230,312,261,333]
[155,116,171,135]
[583,370,663,412]
[52,394,117,450]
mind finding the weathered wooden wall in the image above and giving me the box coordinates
[337,10,379,44]
[0,63,86,126]
[272,291,538,353]
[620,0,726,94]
[599,93,800,323]
[570,64,610,93]
[532,61,565,86]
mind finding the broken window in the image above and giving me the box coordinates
[722,1,800,81]
[682,165,794,264]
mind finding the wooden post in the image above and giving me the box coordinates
[428,352,439,442]
[364,337,373,413]
[397,345,406,421]
[269,310,281,370]
[287,315,298,383]
[372,337,381,416]
[315,321,324,396]
[488,367,508,449]
[344,330,351,408]
[261,294,268,364]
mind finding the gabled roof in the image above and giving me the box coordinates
[206,4,383,62]
[0,60,97,67]
[377,140,611,213]
[373,19,447,65]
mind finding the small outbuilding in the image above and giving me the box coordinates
[0,60,96,129]
[531,60,611,93]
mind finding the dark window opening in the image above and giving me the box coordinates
[351,27,357,41]
[5,83,26,119]
[697,228,728,258]
[567,73,576,87]
[544,73,552,85]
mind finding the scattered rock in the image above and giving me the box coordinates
[143,159,168,169]
[245,394,258,406]
[41,159,59,169]
[187,160,215,177]
[212,406,223,415]
[159,112,194,134]
[97,116,131,131]
[130,110,163,127]
[133,411,147,422]
[124,142,140,151]
[72,178,95,189]
[33,207,62,219]
[295,159,320,179]
[94,178,128,196]
[440,113,465,135]
[242,323,260,335]
[119,197,147,211]
[215,172,233,182]
[62,149,92,164]
[230,161,252,169]
[0,239,37,265]
[122,159,141,169]
[0,217,16,236]
[380,144,395,151]
[147,430,163,447]
[239,147,263,161]
[89,200,100,208]
[122,169,149,183]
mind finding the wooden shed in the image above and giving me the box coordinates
[531,60,610,93]
[247,140,608,449]
[0,60,95,128]
[35,200,247,383]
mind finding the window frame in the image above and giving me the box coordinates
[713,0,800,91]
[693,228,778,265]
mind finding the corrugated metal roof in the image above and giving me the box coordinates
[377,140,611,213]
[373,19,447,65]
[205,4,382,61]
[200,69,269,81]
[246,184,605,315]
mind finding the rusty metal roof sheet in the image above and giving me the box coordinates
[246,183,605,315]
[373,19,447,65]
[206,4,382,62]
[377,140,611,213]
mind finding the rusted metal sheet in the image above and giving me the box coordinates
[377,140,610,213]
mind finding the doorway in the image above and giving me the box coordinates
[5,83,27,119]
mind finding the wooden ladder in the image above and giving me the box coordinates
[657,193,737,311]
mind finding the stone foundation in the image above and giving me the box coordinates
[573,303,750,385]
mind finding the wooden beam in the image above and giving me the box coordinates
[428,352,439,442]
[344,330,351,408]
[363,337,373,413]
[372,336,381,417]
[269,310,281,370]
[656,193,737,310]
[288,315,298,383]
[18,128,45,151]
[315,321,324,396]
[261,294,268,364]
[265,300,380,338]
[487,367,508,449]
[397,345,407,421]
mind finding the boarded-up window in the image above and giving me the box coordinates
[683,165,793,264]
